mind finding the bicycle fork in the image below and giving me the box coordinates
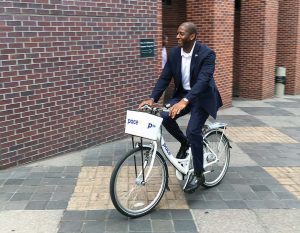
[134,139,170,190]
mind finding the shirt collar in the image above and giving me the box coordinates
[181,41,196,58]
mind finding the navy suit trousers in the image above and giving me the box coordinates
[161,95,209,172]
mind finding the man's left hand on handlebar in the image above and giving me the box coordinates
[138,99,154,109]
[169,99,189,119]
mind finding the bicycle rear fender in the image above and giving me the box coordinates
[206,122,228,130]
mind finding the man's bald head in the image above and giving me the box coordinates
[180,22,198,37]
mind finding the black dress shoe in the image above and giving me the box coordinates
[176,141,189,159]
[184,172,205,193]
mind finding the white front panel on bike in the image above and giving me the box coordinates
[125,110,163,140]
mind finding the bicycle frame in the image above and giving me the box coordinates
[134,123,228,184]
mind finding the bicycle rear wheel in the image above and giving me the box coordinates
[202,130,230,187]
[110,146,168,218]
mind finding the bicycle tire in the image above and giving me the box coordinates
[202,129,230,188]
[110,146,168,218]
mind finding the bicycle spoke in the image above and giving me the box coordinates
[110,147,167,217]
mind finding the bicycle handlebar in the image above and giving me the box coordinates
[139,104,170,116]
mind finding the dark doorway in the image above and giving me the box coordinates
[233,0,241,97]
[162,0,187,103]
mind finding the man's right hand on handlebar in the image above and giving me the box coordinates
[138,99,154,109]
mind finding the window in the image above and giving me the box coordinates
[162,0,171,6]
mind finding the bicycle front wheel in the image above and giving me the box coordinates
[110,146,168,218]
[203,130,230,187]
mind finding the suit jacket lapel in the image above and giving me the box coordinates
[190,42,201,81]
[175,48,182,84]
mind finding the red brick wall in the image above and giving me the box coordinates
[239,0,279,99]
[186,0,234,108]
[0,0,162,169]
[276,0,300,95]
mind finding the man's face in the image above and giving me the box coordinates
[176,25,195,48]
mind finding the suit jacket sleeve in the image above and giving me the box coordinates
[150,56,173,102]
[185,51,216,102]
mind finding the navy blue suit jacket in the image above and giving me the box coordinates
[150,41,223,119]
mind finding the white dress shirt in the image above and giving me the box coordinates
[181,42,196,91]
[162,47,167,69]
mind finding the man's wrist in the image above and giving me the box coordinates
[182,98,189,103]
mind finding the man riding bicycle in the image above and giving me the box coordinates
[139,22,223,193]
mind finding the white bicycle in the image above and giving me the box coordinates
[109,105,231,218]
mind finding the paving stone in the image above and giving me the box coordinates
[192,209,266,233]
[171,209,193,220]
[10,172,29,179]
[64,166,81,172]
[41,178,60,185]
[55,185,75,192]
[25,201,48,210]
[82,221,105,233]
[150,209,172,220]
[173,220,198,232]
[0,193,14,202]
[0,172,13,179]
[267,184,290,192]
[107,209,128,220]
[188,200,229,209]
[63,172,79,178]
[215,183,235,191]
[240,107,293,116]
[86,210,108,220]
[62,211,86,221]
[4,179,24,185]
[203,192,222,201]
[46,201,68,209]
[106,219,129,232]
[250,185,271,192]
[31,192,52,201]
[0,185,20,193]
[283,200,300,209]
[58,178,77,185]
[49,167,65,172]
[35,185,56,193]
[45,172,64,178]
[219,191,242,200]
[0,210,63,233]
[4,201,28,210]
[51,191,72,201]
[58,221,83,232]
[129,219,152,232]
[225,200,248,209]
[256,191,279,200]
[275,191,298,200]
[245,200,267,209]
[239,191,260,200]
[232,184,253,192]
[10,192,33,201]
[22,178,42,185]
[212,115,267,127]
[152,220,174,232]
[263,200,288,209]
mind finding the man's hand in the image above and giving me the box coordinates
[138,99,154,109]
[169,99,189,119]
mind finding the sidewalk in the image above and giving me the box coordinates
[0,96,300,233]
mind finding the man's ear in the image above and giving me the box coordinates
[190,33,196,41]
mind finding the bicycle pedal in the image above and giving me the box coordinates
[184,188,195,194]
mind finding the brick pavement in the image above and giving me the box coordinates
[0,95,300,233]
